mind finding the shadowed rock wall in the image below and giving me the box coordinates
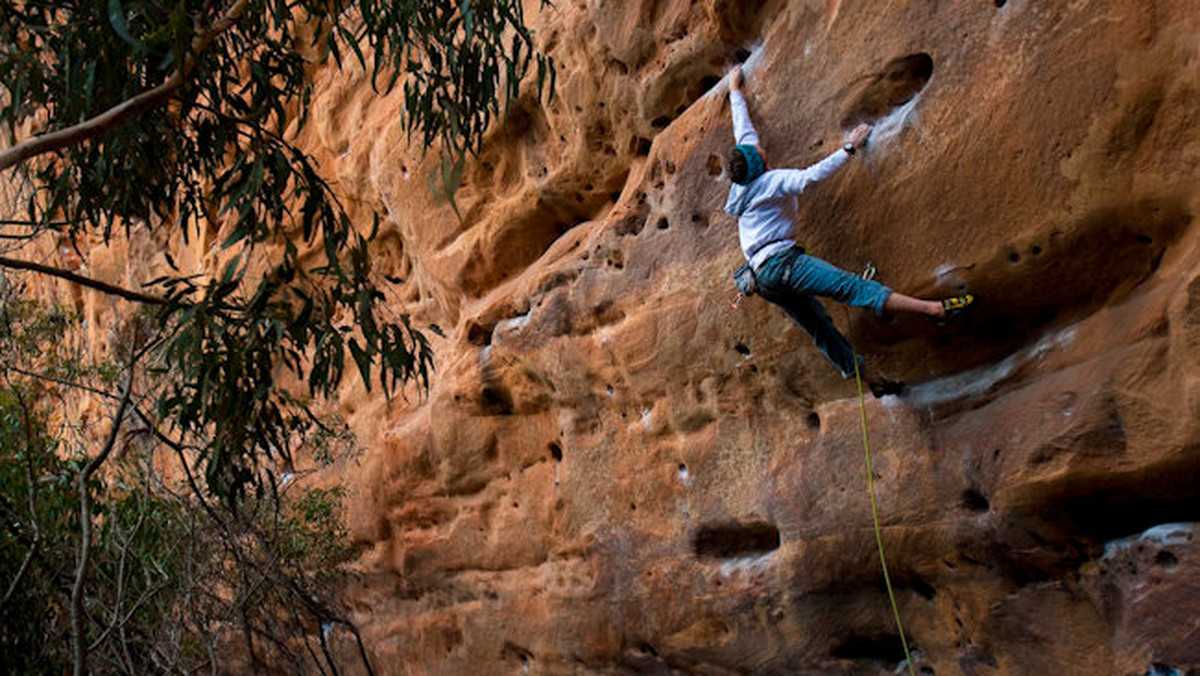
[269,0,1200,673]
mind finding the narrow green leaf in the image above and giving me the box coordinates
[348,338,372,391]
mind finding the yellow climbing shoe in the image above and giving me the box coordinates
[937,294,975,326]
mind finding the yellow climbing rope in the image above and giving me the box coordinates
[842,266,916,676]
[851,356,916,676]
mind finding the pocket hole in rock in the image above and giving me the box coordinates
[707,154,723,176]
[807,412,821,430]
[1154,550,1179,571]
[693,521,780,558]
[962,489,990,512]
[842,53,934,127]
[698,74,722,92]
[830,634,907,663]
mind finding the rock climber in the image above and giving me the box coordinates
[725,65,972,396]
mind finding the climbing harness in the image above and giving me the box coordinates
[730,262,757,308]
[846,263,917,676]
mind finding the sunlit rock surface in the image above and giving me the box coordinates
[292,0,1200,673]
[35,0,1200,673]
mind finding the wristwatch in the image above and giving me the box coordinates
[843,142,856,156]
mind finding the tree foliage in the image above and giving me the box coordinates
[0,0,554,670]
[0,0,552,501]
[0,296,372,673]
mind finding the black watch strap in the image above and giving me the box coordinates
[843,142,856,156]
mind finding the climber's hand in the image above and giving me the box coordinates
[730,65,744,93]
[848,123,873,149]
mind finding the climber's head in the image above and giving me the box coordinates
[728,144,766,185]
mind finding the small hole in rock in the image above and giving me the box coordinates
[734,48,751,62]
[630,503,637,511]
[656,217,669,230]
[466,322,494,347]
[1031,245,1043,255]
[807,411,821,430]
[909,577,937,600]
[630,136,653,156]
[694,521,780,558]
[1154,550,1178,570]
[1136,234,1154,244]
[707,154,723,176]
[962,488,990,512]
[699,74,721,92]
[549,442,563,462]
[830,634,906,663]
[994,0,1007,6]
[734,343,751,356]
[650,116,671,129]
[1009,252,1021,263]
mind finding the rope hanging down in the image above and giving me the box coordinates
[851,356,916,676]
[844,262,916,676]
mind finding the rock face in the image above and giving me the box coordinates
[295,0,1200,673]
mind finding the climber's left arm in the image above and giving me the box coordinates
[775,123,873,195]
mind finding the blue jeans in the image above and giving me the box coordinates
[755,248,893,377]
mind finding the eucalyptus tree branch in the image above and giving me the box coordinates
[0,219,74,227]
[0,0,252,173]
[0,256,167,305]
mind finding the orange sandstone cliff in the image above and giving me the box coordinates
[306,1,1200,673]
[54,0,1200,673]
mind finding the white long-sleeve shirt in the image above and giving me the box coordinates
[724,89,849,270]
